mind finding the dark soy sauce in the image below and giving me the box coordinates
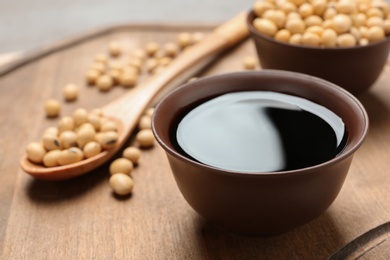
[174,91,348,173]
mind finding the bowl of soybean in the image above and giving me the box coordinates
[246,2,390,95]
[152,70,368,235]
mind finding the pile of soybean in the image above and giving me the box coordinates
[252,0,390,47]
[26,30,260,197]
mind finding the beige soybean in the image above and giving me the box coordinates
[367,25,385,41]
[242,56,258,70]
[131,48,147,61]
[44,126,59,136]
[73,108,88,127]
[136,129,155,148]
[253,1,274,17]
[287,12,301,20]
[299,3,314,18]
[120,72,137,88]
[359,37,370,45]
[107,69,121,85]
[138,115,152,130]
[108,41,122,57]
[26,142,46,164]
[59,131,77,149]
[177,32,193,48]
[366,7,384,18]
[336,0,356,14]
[164,42,180,57]
[158,56,172,67]
[42,134,62,151]
[57,147,84,165]
[45,99,61,117]
[360,26,369,38]
[253,18,278,36]
[108,61,124,71]
[95,53,108,64]
[43,150,61,167]
[322,28,338,47]
[109,158,134,175]
[366,16,384,27]
[273,10,287,28]
[312,0,327,16]
[286,18,306,34]
[91,108,104,117]
[98,131,119,149]
[128,58,143,72]
[90,62,106,74]
[122,66,139,76]
[262,10,277,24]
[352,13,367,27]
[76,127,96,148]
[109,173,134,195]
[122,146,141,165]
[304,15,323,27]
[280,2,297,14]
[275,29,291,42]
[350,27,361,41]
[100,120,118,132]
[289,0,305,7]
[87,113,101,131]
[78,123,96,132]
[332,14,353,34]
[145,107,155,117]
[145,42,160,56]
[96,74,113,91]
[63,83,79,102]
[337,33,357,47]
[145,58,159,73]
[58,116,75,133]
[302,31,321,46]
[306,25,324,35]
[384,19,390,33]
[289,33,303,44]
[85,69,100,85]
[83,141,102,158]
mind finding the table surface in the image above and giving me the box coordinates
[1,22,390,259]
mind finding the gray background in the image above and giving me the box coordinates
[0,0,253,54]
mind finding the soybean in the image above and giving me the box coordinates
[45,99,61,118]
[26,142,46,164]
[83,141,102,158]
[109,173,134,195]
[122,146,141,165]
[63,83,79,102]
[136,129,155,148]
[109,158,134,175]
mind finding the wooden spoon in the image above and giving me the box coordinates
[20,12,249,181]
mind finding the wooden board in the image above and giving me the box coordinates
[1,23,390,259]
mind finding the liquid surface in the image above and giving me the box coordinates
[175,91,347,173]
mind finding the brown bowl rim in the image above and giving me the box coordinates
[152,70,369,177]
[246,10,390,51]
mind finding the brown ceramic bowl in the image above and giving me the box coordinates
[152,70,368,235]
[247,11,390,95]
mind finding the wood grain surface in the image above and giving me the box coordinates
[1,23,390,260]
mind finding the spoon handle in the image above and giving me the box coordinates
[103,12,249,142]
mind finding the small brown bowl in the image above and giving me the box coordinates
[152,70,368,235]
[247,11,390,96]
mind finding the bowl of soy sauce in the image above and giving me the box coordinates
[152,70,368,235]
